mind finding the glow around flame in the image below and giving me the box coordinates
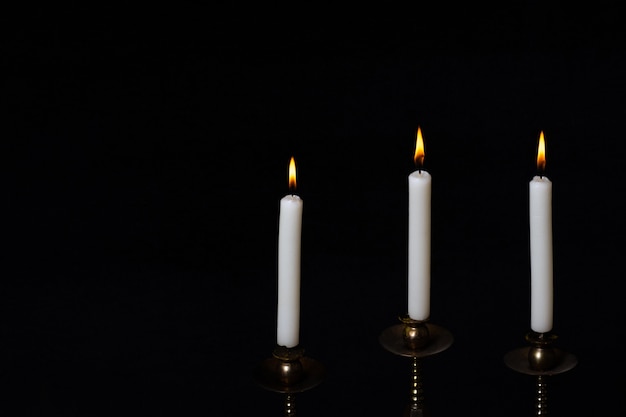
[414,126,425,168]
[537,131,546,174]
[288,156,297,192]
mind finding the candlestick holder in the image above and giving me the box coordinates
[504,331,577,416]
[379,315,454,417]
[253,344,325,416]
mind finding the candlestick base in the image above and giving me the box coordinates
[380,316,454,416]
[504,331,577,416]
[254,345,325,415]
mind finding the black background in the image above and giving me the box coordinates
[4,5,626,416]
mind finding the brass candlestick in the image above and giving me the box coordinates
[379,315,454,416]
[504,331,577,416]
[254,345,325,416]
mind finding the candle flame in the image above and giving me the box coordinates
[536,131,546,175]
[288,156,297,192]
[414,126,425,169]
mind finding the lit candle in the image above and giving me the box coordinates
[529,131,553,333]
[408,126,431,321]
[276,156,303,348]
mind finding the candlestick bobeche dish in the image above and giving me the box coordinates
[379,315,454,358]
[504,330,577,375]
[254,345,325,393]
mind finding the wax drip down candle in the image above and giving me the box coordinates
[529,131,553,333]
[276,156,303,348]
[408,126,432,321]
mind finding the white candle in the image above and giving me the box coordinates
[276,156,303,348]
[408,127,431,321]
[529,131,553,333]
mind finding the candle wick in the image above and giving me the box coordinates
[537,168,545,179]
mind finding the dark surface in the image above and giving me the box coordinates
[4,5,626,416]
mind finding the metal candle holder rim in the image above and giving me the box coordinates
[504,330,577,376]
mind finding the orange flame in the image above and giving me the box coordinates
[288,156,297,192]
[536,131,546,174]
[414,126,425,168]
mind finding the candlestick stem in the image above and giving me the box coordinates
[285,393,296,416]
[407,356,425,416]
[535,375,548,416]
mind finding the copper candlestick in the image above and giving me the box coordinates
[379,315,454,417]
[504,331,577,416]
[254,345,325,416]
